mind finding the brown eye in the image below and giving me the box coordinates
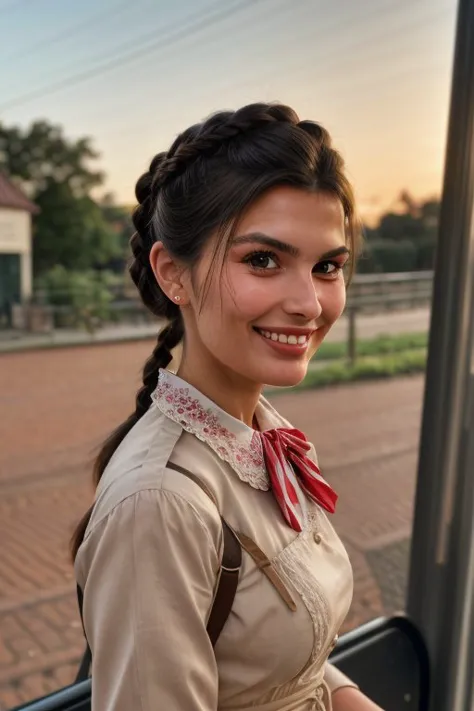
[245,251,279,270]
[314,260,340,275]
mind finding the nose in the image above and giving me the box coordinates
[282,272,323,322]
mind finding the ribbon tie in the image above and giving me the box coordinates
[259,428,337,532]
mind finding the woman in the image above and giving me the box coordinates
[72,102,383,710]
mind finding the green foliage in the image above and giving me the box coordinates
[33,182,121,274]
[0,120,103,197]
[413,235,437,270]
[360,192,439,273]
[378,213,425,242]
[358,239,419,273]
[299,349,427,390]
[98,193,134,271]
[36,266,122,332]
[314,332,428,361]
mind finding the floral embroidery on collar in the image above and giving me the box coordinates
[151,369,270,490]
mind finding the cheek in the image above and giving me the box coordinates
[321,280,346,322]
[210,272,276,324]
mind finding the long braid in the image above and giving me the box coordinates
[135,318,183,417]
[98,149,186,462]
[70,153,184,559]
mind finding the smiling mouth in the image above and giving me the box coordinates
[253,327,311,345]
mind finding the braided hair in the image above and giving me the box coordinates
[71,102,361,559]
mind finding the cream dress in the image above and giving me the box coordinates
[75,369,357,710]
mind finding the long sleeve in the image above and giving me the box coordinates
[324,661,359,694]
[75,488,222,711]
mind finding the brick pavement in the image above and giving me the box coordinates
[0,343,424,709]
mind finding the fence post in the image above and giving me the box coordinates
[347,306,357,366]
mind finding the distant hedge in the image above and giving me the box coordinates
[357,236,436,273]
[266,350,427,393]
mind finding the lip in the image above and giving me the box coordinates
[253,327,314,357]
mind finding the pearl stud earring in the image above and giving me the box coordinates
[174,295,181,302]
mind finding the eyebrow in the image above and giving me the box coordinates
[232,232,350,261]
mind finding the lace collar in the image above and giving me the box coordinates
[151,369,294,491]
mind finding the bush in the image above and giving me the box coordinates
[357,332,427,356]
[414,235,437,270]
[360,239,418,273]
[314,332,428,362]
[297,349,427,391]
[35,266,123,332]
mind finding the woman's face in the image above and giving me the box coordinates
[183,186,349,388]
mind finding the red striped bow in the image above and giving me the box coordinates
[259,428,338,532]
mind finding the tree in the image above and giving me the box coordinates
[361,192,440,272]
[377,212,426,242]
[0,120,103,197]
[0,120,120,275]
[368,192,440,244]
[33,181,121,273]
[98,193,134,272]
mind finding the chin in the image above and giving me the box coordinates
[261,364,309,389]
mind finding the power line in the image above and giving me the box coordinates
[91,0,449,139]
[0,0,261,112]
[1,0,135,61]
[24,0,224,85]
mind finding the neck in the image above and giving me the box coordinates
[177,354,263,428]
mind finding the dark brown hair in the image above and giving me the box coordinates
[71,102,361,559]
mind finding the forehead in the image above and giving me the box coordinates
[235,186,345,246]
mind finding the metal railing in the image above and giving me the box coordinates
[343,271,433,364]
[348,270,433,310]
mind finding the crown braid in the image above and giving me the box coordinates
[151,104,304,190]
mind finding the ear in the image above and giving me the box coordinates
[149,242,188,305]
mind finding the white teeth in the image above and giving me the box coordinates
[257,329,308,345]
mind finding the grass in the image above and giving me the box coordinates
[300,349,427,390]
[266,347,427,395]
[314,331,428,362]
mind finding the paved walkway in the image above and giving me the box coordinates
[0,342,424,709]
[0,307,430,353]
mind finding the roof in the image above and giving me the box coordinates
[0,173,38,213]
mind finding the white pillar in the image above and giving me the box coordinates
[21,249,32,301]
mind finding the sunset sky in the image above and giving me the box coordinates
[0,0,458,222]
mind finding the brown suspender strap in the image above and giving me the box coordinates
[166,464,296,613]
[206,520,242,645]
[166,461,219,506]
[76,461,296,682]
[166,461,242,646]
[75,585,91,683]
[235,531,297,611]
[75,462,242,683]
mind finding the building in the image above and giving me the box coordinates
[0,173,38,324]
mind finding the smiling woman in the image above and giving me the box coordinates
[153,187,351,396]
[70,103,383,711]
